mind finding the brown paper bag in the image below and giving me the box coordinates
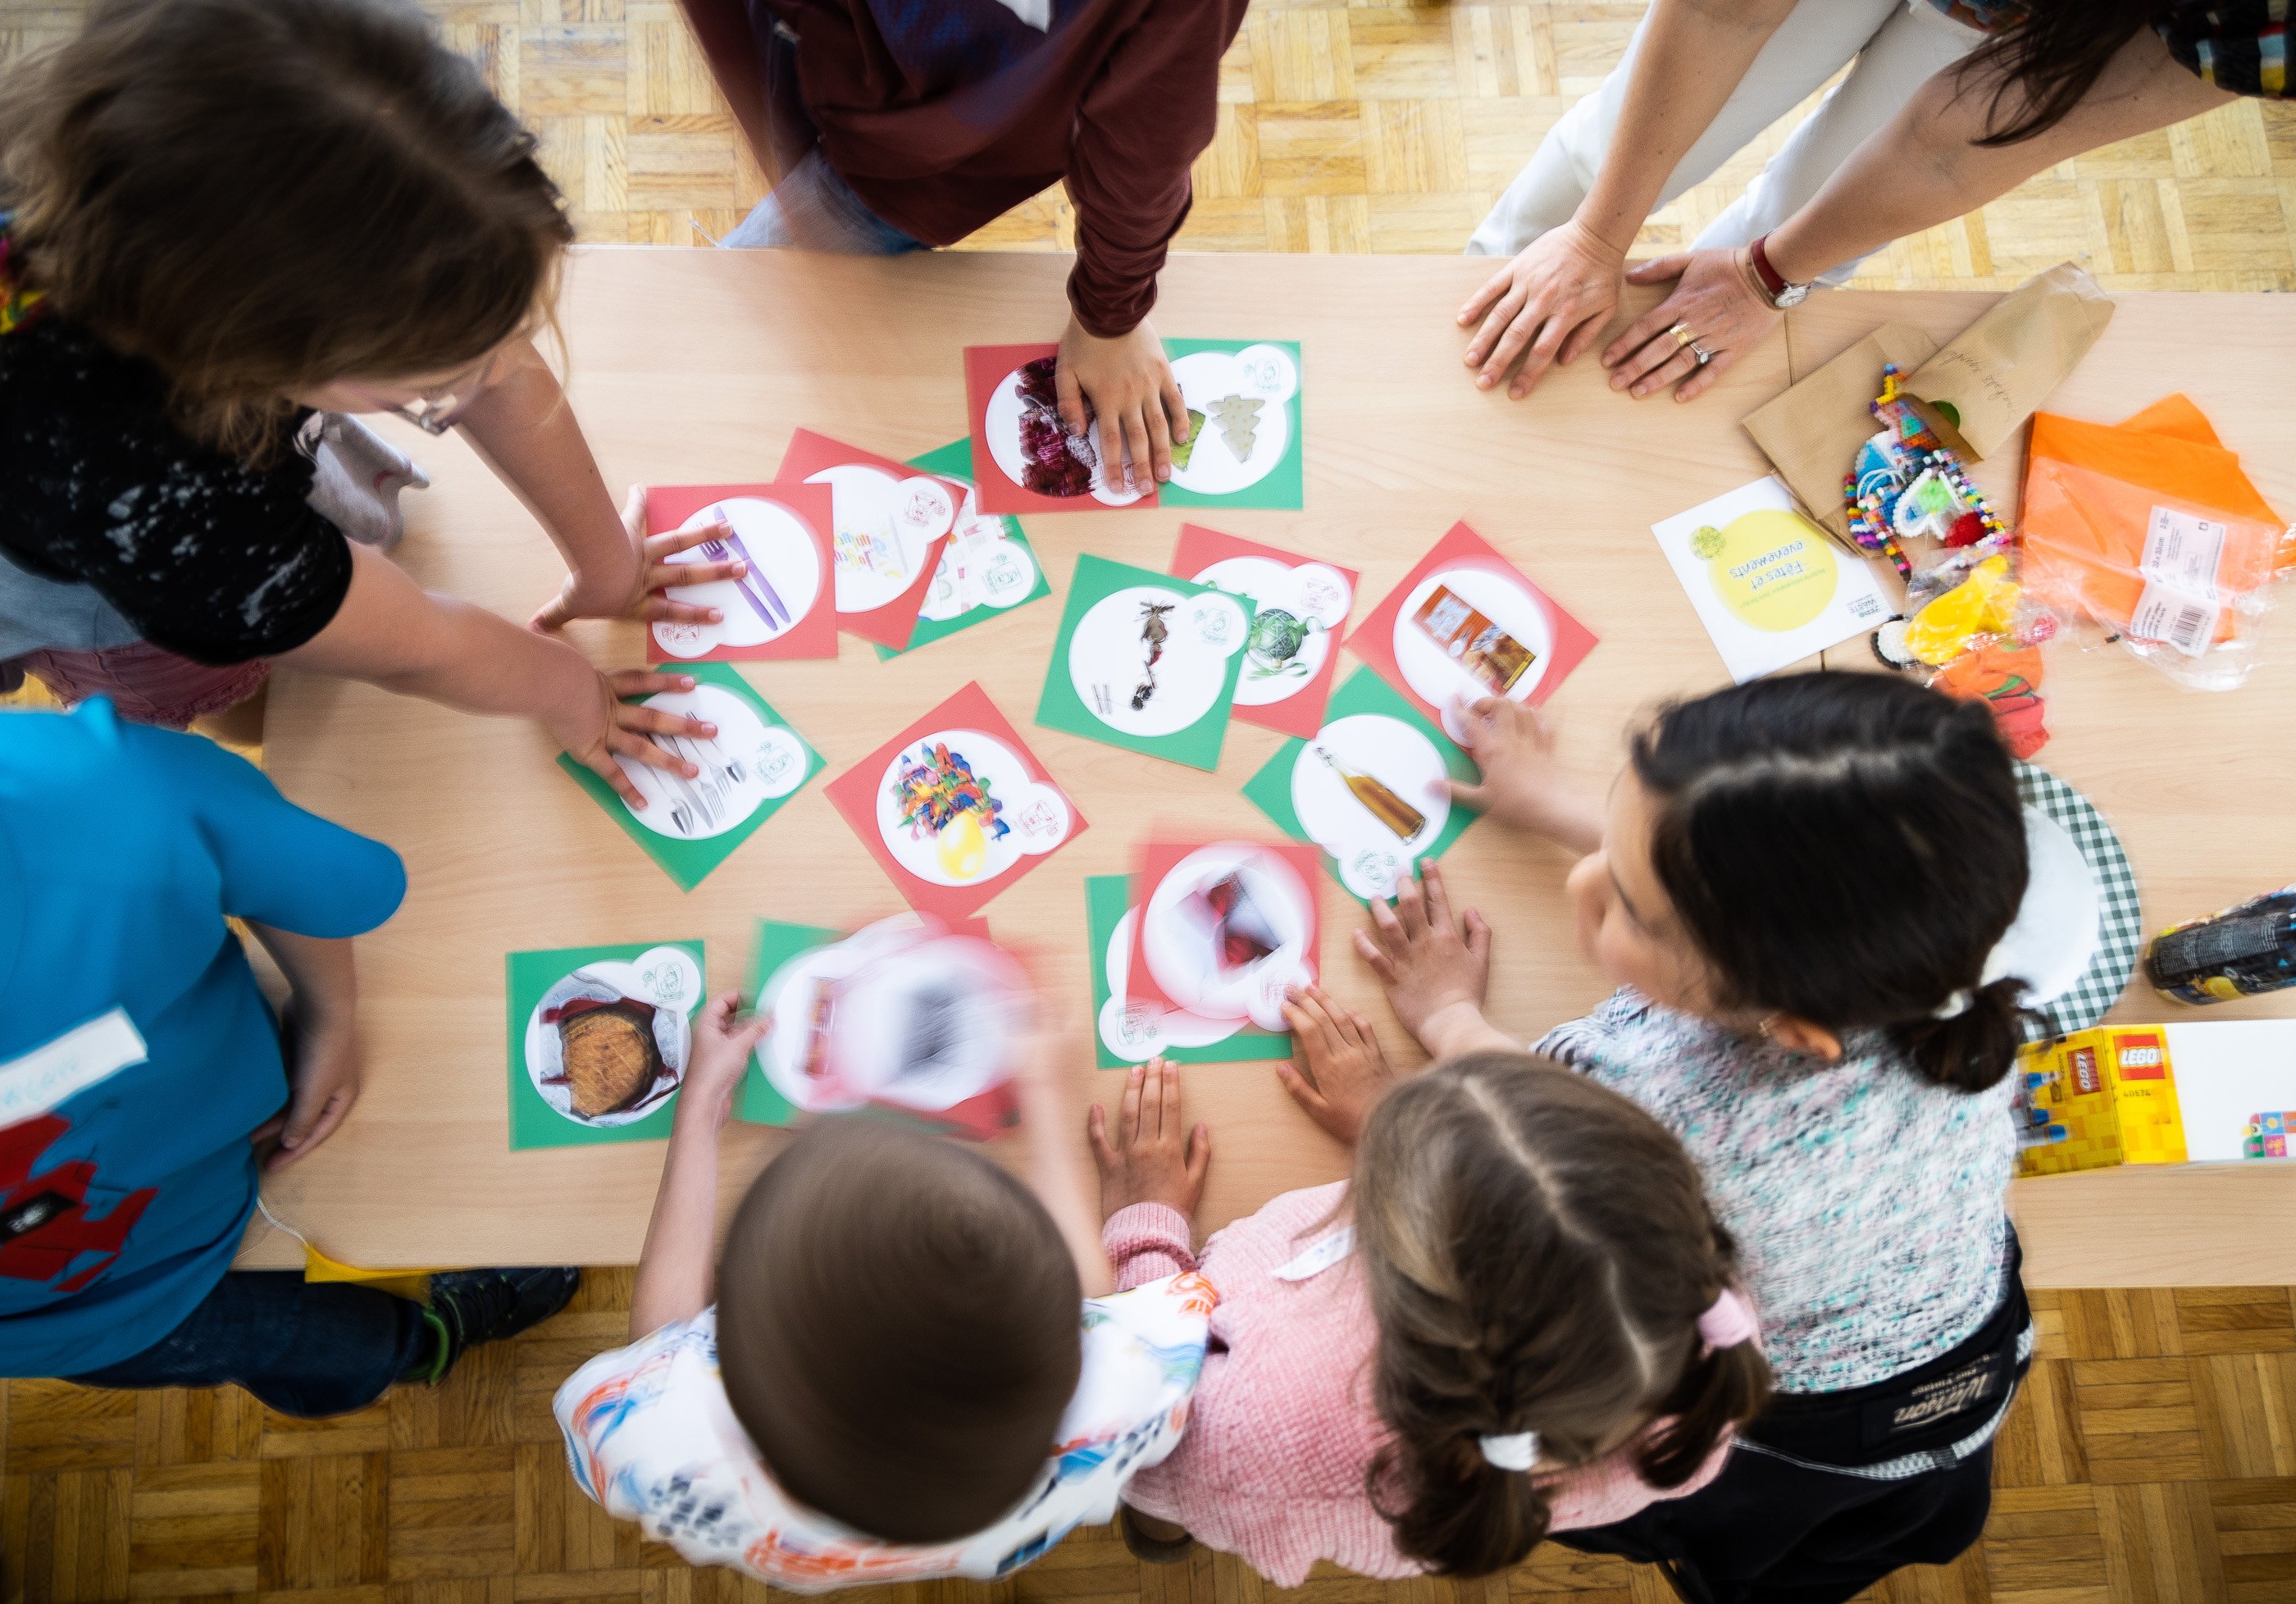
[1741,322,1938,545]
[1902,261,2114,460]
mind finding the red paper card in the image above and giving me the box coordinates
[774,429,962,651]
[963,343,1159,515]
[1351,522,1598,735]
[1170,524,1359,740]
[1123,837,1322,1032]
[824,683,1087,921]
[646,482,838,662]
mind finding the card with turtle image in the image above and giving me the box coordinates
[506,941,706,1149]
[1085,875,1294,1069]
[1035,554,1254,772]
[1159,339,1304,510]
[874,440,1054,659]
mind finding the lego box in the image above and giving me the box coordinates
[2016,1026,2188,1176]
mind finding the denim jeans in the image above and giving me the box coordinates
[721,149,927,255]
[63,1269,430,1419]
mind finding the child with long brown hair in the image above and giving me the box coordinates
[1092,1049,1768,1581]
[0,0,736,804]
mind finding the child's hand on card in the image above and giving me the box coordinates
[676,991,768,1131]
[1276,986,1395,1147]
[1446,698,1605,853]
[1087,1058,1211,1222]
[532,485,749,631]
[1357,864,1508,1059]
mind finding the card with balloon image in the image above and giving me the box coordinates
[824,682,1086,922]
[1036,554,1255,772]
[1242,667,1482,905]
[505,941,705,1149]
[645,482,839,662]
[1159,339,1305,510]
[1084,875,1295,1068]
[773,429,963,651]
[874,439,1054,659]
[1351,522,1598,743]
[1123,837,1321,1036]
[1170,524,1355,740]
[965,343,1156,515]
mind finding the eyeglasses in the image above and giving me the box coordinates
[383,353,501,436]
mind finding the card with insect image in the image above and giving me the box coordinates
[1034,554,1254,771]
[557,662,823,891]
[1171,524,1355,739]
[874,439,1054,659]
[645,482,839,662]
[773,429,963,651]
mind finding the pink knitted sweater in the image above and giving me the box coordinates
[1107,1183,1732,1585]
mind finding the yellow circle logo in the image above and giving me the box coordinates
[1703,510,1839,633]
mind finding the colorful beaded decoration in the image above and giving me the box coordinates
[0,212,48,338]
[1841,363,2009,579]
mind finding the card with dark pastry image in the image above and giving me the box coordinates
[506,941,705,1149]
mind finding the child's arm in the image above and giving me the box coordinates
[1086,1057,1210,1290]
[631,992,768,1340]
[1358,863,1519,1061]
[1016,1027,1117,1297]
[243,924,363,1171]
[1446,699,1606,854]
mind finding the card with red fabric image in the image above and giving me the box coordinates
[824,682,1087,921]
[1351,521,1598,741]
[1123,837,1321,1034]
[1169,524,1358,740]
[963,342,1158,515]
[773,429,963,651]
[645,482,838,662]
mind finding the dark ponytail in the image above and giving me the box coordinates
[1954,0,2163,148]
[1632,675,2033,1094]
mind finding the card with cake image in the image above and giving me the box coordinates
[875,439,1053,659]
[1085,874,1295,1068]
[1036,554,1254,772]
[506,941,705,1148]
[646,482,838,662]
[557,663,822,891]
[1242,667,1483,905]
[825,682,1085,921]
[1171,523,1355,738]
[773,429,963,651]
[1351,521,1599,743]
[964,343,1155,515]
[1159,339,1304,510]
[1124,837,1321,1034]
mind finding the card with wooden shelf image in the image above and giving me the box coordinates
[1036,554,1254,771]
[826,682,1084,922]
[737,914,1019,1140]
[1351,521,1598,743]
[1171,523,1355,739]
[963,342,1155,514]
[1124,838,1321,1035]
[1085,875,1295,1068]
[876,439,1053,658]
[1242,667,1481,905]
[773,429,963,652]
[1160,339,1304,510]
[505,941,704,1149]
[646,482,838,662]
[557,663,822,891]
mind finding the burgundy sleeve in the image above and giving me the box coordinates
[1063,0,1247,336]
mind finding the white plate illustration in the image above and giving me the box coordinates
[918,490,1039,623]
[1290,714,1451,900]
[1191,555,1351,708]
[985,365,1145,507]
[524,947,700,1128]
[803,463,955,616]
[874,727,1072,887]
[611,683,810,841]
[1990,804,2104,1012]
[1140,844,1315,1030]
[1067,585,1250,738]
[1392,564,1556,741]
[1097,904,1246,1063]
[654,496,824,659]
[1168,344,1297,497]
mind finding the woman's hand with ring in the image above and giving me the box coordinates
[1601,248,1784,403]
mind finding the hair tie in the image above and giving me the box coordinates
[1477,1431,1539,1472]
[1930,987,1975,1020]
[1697,1287,1759,1354]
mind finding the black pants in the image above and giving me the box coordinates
[1562,1238,2030,1604]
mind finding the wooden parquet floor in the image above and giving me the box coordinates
[5,1,2296,1600]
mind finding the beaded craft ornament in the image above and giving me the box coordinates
[1842,364,2009,577]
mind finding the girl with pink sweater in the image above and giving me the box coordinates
[1087,1037,1768,1583]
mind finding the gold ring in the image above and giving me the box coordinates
[1669,321,1697,349]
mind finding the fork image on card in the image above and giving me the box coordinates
[695,512,792,631]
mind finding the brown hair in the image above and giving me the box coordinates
[716,1119,1084,1544]
[0,0,572,460]
[1955,0,2165,148]
[1352,1054,1770,1576]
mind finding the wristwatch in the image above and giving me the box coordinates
[1747,235,1811,309]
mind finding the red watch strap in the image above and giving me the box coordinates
[1749,234,1788,298]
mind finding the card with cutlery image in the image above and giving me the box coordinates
[774,429,964,652]
[557,663,824,891]
[645,482,839,662]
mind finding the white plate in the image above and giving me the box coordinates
[1290,714,1451,900]
[1140,843,1315,1029]
[873,727,1072,887]
[1168,344,1297,497]
[523,948,699,1127]
[610,683,811,841]
[1191,555,1351,709]
[1392,564,1555,740]
[1991,804,2104,1009]
[804,463,954,615]
[654,496,823,658]
[1066,585,1249,738]
[983,365,1145,507]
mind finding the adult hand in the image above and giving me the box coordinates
[677,991,770,1131]
[1446,698,1605,851]
[255,1008,360,1171]
[1058,314,1189,493]
[1087,1057,1211,1221]
[557,667,717,809]
[1275,987,1395,1148]
[1457,218,1629,399]
[1355,864,1493,1051]
[1601,248,1782,404]
[531,487,749,631]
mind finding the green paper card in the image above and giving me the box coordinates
[557,662,822,891]
[875,440,1054,659]
[505,941,705,1149]
[736,918,836,1125]
[1086,874,1293,1068]
[1241,667,1481,905]
[1160,339,1305,511]
[1036,554,1254,772]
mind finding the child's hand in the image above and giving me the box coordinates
[1087,1058,1210,1221]
[531,485,747,631]
[1446,699,1605,852]
[677,991,769,1130]
[1356,863,1497,1056]
[1275,987,1394,1146]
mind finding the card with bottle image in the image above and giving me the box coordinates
[873,439,1053,658]
[1123,837,1321,1032]
[645,482,839,662]
[1036,554,1255,771]
[772,429,963,651]
[1170,524,1355,739]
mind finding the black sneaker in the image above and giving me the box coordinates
[411,1267,581,1383]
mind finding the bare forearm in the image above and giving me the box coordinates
[458,339,635,592]
[1417,1001,1519,1063]
[631,1116,722,1337]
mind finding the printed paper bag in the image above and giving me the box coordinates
[1902,262,2115,460]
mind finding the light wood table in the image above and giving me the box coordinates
[246,249,2296,1288]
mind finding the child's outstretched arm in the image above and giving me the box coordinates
[1015,1025,1117,1298]
[1087,1058,1211,1290]
[1446,699,1605,854]
[631,991,768,1340]
[1359,863,1518,1061]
